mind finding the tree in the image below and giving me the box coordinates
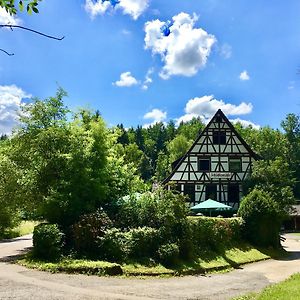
[167,134,192,163]
[239,188,284,248]
[244,157,295,212]
[281,114,300,197]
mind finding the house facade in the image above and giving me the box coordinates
[163,109,259,209]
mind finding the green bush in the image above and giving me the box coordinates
[97,228,126,262]
[0,207,20,238]
[158,243,180,266]
[124,227,160,259]
[72,210,112,256]
[238,188,282,248]
[188,217,243,254]
[33,223,64,261]
[116,189,188,240]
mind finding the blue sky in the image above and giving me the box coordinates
[0,0,300,134]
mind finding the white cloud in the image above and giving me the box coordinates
[118,0,149,20]
[84,0,149,20]
[143,108,167,128]
[239,70,250,81]
[84,0,111,19]
[144,12,216,79]
[113,71,139,87]
[176,95,253,126]
[0,7,21,25]
[219,43,232,59]
[142,68,154,90]
[230,118,260,130]
[0,85,31,135]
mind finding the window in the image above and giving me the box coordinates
[229,158,242,172]
[213,131,226,145]
[205,184,217,200]
[228,184,240,203]
[198,158,210,172]
[184,184,195,202]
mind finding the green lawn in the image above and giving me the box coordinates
[19,243,276,277]
[233,273,300,299]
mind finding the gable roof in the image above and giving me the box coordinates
[162,109,260,184]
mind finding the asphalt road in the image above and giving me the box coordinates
[0,234,299,300]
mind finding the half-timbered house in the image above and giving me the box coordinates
[163,109,259,209]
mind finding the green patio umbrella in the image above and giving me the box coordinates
[191,199,232,216]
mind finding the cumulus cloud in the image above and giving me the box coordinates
[176,95,253,126]
[239,70,250,81]
[144,12,216,79]
[113,71,139,87]
[143,108,167,128]
[0,7,21,25]
[230,118,260,130]
[142,68,154,90]
[84,0,149,20]
[0,85,31,135]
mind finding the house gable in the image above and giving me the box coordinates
[163,109,259,208]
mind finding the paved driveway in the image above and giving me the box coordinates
[0,234,299,300]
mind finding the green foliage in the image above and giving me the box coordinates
[167,134,192,163]
[0,206,20,238]
[116,189,188,235]
[0,0,41,15]
[238,189,282,248]
[33,223,64,261]
[188,217,243,254]
[72,210,113,256]
[20,258,123,276]
[124,227,159,259]
[244,158,295,212]
[97,228,125,262]
[0,153,22,236]
[158,243,180,266]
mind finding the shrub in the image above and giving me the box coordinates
[0,207,20,238]
[33,223,64,261]
[97,228,126,262]
[72,209,112,256]
[158,243,180,266]
[188,216,243,254]
[116,189,188,239]
[124,227,160,259]
[238,188,282,248]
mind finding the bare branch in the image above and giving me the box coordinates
[0,48,14,56]
[0,24,65,41]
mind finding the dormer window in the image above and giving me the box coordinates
[213,131,226,145]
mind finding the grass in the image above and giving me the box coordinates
[1,221,39,239]
[18,257,123,276]
[19,242,277,277]
[233,273,300,300]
